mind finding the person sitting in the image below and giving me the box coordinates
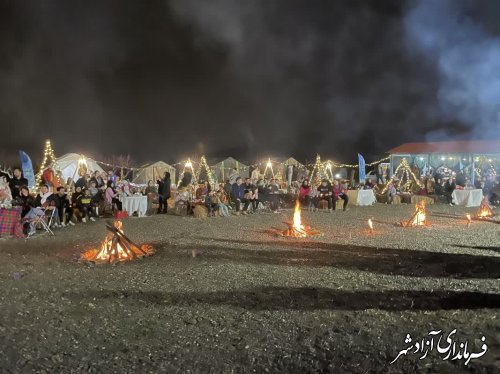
[75,174,88,190]
[266,179,280,213]
[315,179,333,212]
[205,191,219,217]
[89,171,105,189]
[243,178,258,212]
[223,180,232,200]
[71,186,85,222]
[0,176,12,206]
[386,183,397,204]
[54,186,74,226]
[15,186,45,236]
[332,179,349,211]
[215,187,230,217]
[444,177,456,205]
[299,179,311,208]
[33,184,59,226]
[105,181,122,211]
[9,167,28,198]
[364,179,375,190]
[14,186,35,218]
[80,188,96,222]
[230,177,246,215]
[308,185,319,211]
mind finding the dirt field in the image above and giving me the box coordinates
[0,203,499,373]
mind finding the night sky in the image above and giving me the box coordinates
[0,0,499,166]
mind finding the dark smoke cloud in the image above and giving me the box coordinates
[0,0,497,167]
[404,0,500,142]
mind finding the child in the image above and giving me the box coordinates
[80,189,96,222]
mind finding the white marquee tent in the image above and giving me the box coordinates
[132,161,176,185]
[52,153,105,183]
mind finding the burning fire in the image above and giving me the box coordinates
[476,198,494,219]
[403,200,428,227]
[81,221,154,264]
[293,200,306,237]
[368,218,374,233]
[280,200,322,238]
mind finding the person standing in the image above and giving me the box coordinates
[9,167,28,198]
[444,177,456,205]
[158,172,171,214]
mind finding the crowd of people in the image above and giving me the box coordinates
[1,159,499,238]
[382,165,500,206]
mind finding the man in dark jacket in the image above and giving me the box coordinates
[231,177,246,215]
[9,167,28,198]
[158,172,171,214]
[315,179,333,212]
[54,186,74,226]
[444,177,456,205]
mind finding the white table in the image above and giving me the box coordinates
[121,195,148,217]
[452,189,483,207]
[346,189,376,206]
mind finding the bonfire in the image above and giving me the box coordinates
[402,200,429,227]
[81,221,154,264]
[476,198,494,219]
[280,200,323,238]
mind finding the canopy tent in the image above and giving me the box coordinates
[51,153,105,184]
[132,161,176,185]
[257,157,306,182]
[210,157,249,183]
[388,140,500,176]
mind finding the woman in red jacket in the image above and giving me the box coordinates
[299,179,311,208]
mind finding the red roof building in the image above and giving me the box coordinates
[388,140,500,155]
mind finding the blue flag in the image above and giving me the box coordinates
[19,150,35,188]
[459,159,463,172]
[358,153,366,183]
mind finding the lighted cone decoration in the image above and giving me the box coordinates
[402,200,430,227]
[476,198,494,219]
[280,201,323,238]
[81,221,154,264]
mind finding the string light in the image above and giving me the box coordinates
[324,156,390,168]
[35,139,57,188]
[310,154,330,187]
[382,158,423,194]
[263,158,275,179]
[197,156,216,187]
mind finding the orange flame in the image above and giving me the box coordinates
[292,200,307,237]
[368,218,374,232]
[466,214,471,222]
[94,221,130,262]
[406,200,427,227]
[476,199,493,218]
[81,220,153,264]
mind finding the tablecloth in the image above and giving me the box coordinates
[346,189,376,206]
[121,196,148,217]
[0,206,24,238]
[452,189,483,207]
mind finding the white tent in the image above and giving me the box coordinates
[52,153,105,183]
[132,161,176,185]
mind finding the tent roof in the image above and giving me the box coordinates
[388,141,500,155]
[139,160,174,169]
[210,157,248,167]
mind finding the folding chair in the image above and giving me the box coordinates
[23,212,54,237]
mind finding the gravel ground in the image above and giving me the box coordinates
[0,203,499,373]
